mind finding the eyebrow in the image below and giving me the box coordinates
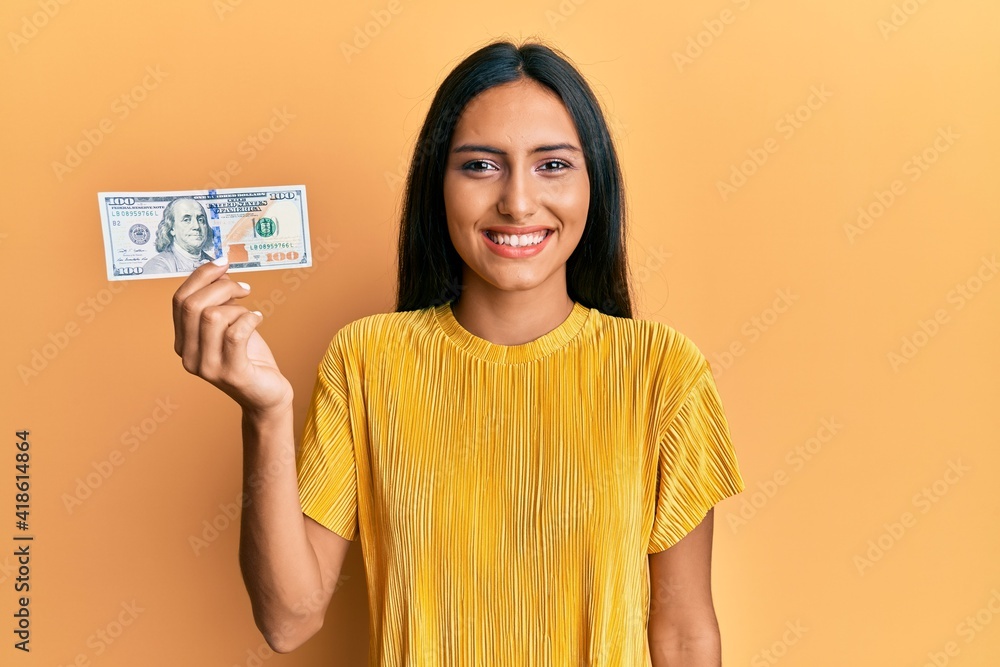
[451,142,581,155]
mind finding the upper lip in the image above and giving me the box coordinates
[482,226,553,235]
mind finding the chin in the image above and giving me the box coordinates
[485,271,555,293]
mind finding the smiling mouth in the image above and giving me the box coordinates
[483,229,553,247]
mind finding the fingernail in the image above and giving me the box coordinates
[212,253,229,266]
[251,310,263,318]
[237,281,251,291]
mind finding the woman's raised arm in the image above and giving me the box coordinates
[171,257,351,652]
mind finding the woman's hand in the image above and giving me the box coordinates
[172,255,293,417]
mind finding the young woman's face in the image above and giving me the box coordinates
[443,78,589,298]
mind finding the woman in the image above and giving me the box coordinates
[172,39,745,666]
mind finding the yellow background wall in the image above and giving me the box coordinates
[2,0,998,664]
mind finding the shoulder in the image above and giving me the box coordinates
[588,309,714,422]
[595,313,721,434]
[142,250,175,274]
[338,307,432,346]
[317,306,436,368]
[590,308,710,379]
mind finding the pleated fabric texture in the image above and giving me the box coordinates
[296,300,746,666]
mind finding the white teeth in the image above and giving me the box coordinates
[485,230,549,247]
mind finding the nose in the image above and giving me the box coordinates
[497,166,538,222]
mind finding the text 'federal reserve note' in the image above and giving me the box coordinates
[98,185,311,281]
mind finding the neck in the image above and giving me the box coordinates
[450,276,574,346]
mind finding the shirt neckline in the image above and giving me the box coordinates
[433,300,592,364]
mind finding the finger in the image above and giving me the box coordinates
[177,277,250,363]
[173,253,230,356]
[197,304,255,380]
[173,252,230,311]
[220,310,265,376]
[177,278,252,368]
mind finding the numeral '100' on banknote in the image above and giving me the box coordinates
[98,185,312,281]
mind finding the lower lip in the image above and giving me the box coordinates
[482,230,553,258]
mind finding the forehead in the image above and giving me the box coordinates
[173,200,205,217]
[451,79,580,147]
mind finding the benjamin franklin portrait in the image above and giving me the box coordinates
[142,198,217,275]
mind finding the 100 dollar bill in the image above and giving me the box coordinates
[98,185,311,281]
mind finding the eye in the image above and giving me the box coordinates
[462,160,497,172]
[540,160,570,171]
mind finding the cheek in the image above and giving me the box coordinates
[553,177,590,223]
[443,178,481,229]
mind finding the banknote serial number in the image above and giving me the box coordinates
[111,210,156,218]
[247,242,294,251]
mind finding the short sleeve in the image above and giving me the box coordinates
[647,363,745,553]
[296,332,360,541]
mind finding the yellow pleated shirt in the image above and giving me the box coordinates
[296,300,745,666]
